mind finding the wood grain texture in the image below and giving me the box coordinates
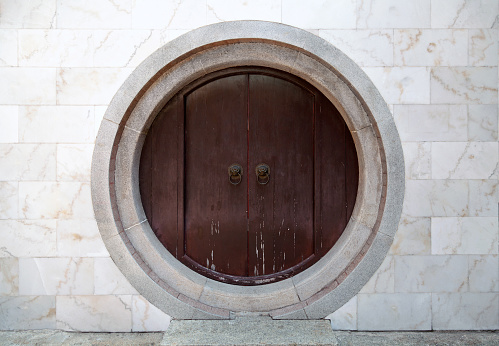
[139,68,358,285]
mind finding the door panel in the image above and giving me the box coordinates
[248,75,314,275]
[184,75,248,276]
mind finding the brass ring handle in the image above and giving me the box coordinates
[228,164,243,185]
[255,163,270,185]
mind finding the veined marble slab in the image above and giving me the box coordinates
[432,293,498,330]
[0,220,56,257]
[56,144,93,182]
[19,106,95,143]
[0,30,17,66]
[320,30,393,66]
[394,29,467,66]
[431,217,498,255]
[358,293,431,330]
[132,0,206,29]
[394,255,468,293]
[0,257,18,295]
[56,295,132,332]
[57,0,132,29]
[19,182,93,220]
[432,142,498,179]
[326,296,357,331]
[19,257,94,295]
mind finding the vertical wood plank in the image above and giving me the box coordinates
[184,74,248,276]
[148,96,181,257]
[314,93,347,256]
[249,74,314,275]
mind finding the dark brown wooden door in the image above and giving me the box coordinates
[139,68,358,285]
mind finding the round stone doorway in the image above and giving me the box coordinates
[91,21,404,319]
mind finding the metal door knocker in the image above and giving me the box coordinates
[228,164,243,185]
[255,163,270,185]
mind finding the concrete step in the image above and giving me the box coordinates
[161,317,338,345]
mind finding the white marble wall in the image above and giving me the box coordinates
[0,0,497,331]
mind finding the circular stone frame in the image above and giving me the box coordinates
[91,21,404,320]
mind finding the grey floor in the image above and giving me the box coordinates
[0,329,498,345]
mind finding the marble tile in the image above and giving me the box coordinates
[469,29,498,66]
[0,68,56,105]
[19,258,93,295]
[432,293,498,330]
[56,68,132,105]
[357,0,430,29]
[394,29,467,66]
[394,105,467,142]
[0,257,18,295]
[94,106,106,138]
[402,142,431,179]
[360,256,394,293]
[468,255,499,292]
[0,106,18,143]
[0,296,56,330]
[319,30,393,66]
[403,180,468,217]
[326,296,357,331]
[19,106,94,143]
[431,0,499,28]
[57,219,108,257]
[0,30,17,66]
[159,29,189,44]
[0,0,56,28]
[19,182,94,220]
[431,67,498,104]
[431,217,498,255]
[0,220,57,257]
[0,182,18,219]
[390,217,431,255]
[357,293,431,330]
[57,144,93,182]
[432,142,498,179]
[56,295,132,332]
[94,257,138,295]
[132,0,206,29]
[57,0,132,29]
[363,67,430,104]
[468,105,498,141]
[207,0,281,23]
[0,144,56,181]
[469,180,498,217]
[394,255,468,293]
[132,295,171,331]
[282,0,356,29]
[19,30,93,67]
[93,30,162,68]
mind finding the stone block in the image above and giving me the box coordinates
[0,296,56,330]
[394,255,468,293]
[431,67,498,104]
[357,0,430,29]
[394,29,467,66]
[0,220,56,257]
[56,295,132,332]
[431,217,498,255]
[432,293,499,330]
[358,293,431,330]
[19,258,94,295]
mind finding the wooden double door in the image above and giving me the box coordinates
[140,68,358,285]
